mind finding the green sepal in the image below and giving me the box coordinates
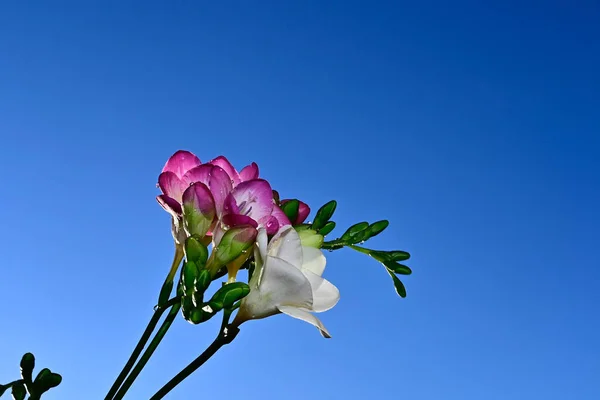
[20,353,35,383]
[311,200,337,231]
[11,382,26,400]
[281,200,300,223]
[208,282,250,311]
[184,235,209,266]
[318,221,336,236]
[33,368,62,394]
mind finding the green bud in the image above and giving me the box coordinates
[281,200,300,223]
[340,221,370,243]
[33,368,62,394]
[298,229,324,248]
[210,226,257,272]
[195,269,212,293]
[182,261,199,291]
[318,221,336,236]
[208,282,250,311]
[311,200,337,231]
[20,352,35,383]
[184,235,209,266]
[11,382,26,400]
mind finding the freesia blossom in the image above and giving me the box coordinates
[233,226,339,338]
[156,151,264,243]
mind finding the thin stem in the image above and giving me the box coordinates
[103,297,180,400]
[112,303,181,400]
[103,310,165,400]
[149,337,226,400]
[149,310,237,400]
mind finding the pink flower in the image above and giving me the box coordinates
[156,150,287,242]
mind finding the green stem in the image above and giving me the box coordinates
[149,337,226,400]
[149,310,237,400]
[103,297,179,400]
[347,244,371,255]
[112,303,181,400]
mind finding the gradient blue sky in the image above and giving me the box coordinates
[1,1,599,399]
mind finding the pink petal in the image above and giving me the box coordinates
[230,179,274,227]
[182,164,212,187]
[239,162,259,182]
[271,204,291,228]
[222,213,259,228]
[223,193,240,215]
[297,201,311,224]
[162,150,201,179]
[158,171,184,203]
[182,183,216,220]
[209,166,234,217]
[209,156,241,186]
[265,216,280,235]
[156,194,182,216]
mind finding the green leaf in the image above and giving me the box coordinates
[281,200,300,223]
[340,221,369,243]
[318,221,336,236]
[20,353,35,383]
[311,200,337,231]
[209,282,250,310]
[184,235,209,266]
[365,220,389,239]
[0,384,8,397]
[386,269,407,298]
[11,382,26,400]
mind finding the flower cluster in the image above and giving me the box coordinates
[156,151,334,335]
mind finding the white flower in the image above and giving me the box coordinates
[233,226,340,338]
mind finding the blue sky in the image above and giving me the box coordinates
[1,1,599,399]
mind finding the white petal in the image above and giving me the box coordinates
[301,246,326,276]
[267,226,302,268]
[278,306,332,338]
[256,228,268,262]
[259,256,312,308]
[301,269,340,312]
